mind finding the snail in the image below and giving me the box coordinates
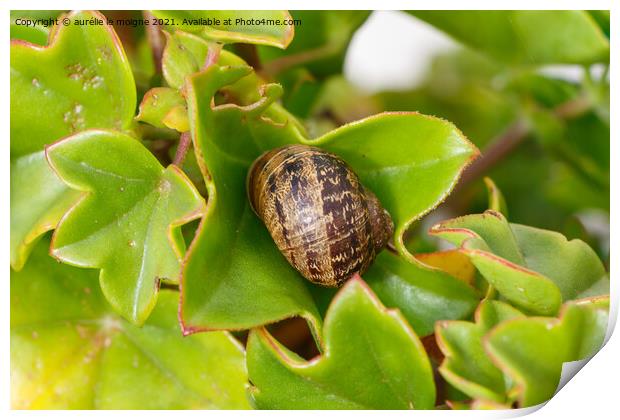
[247,144,394,287]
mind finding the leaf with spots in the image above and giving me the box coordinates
[10,10,136,270]
[11,240,250,409]
[46,130,205,325]
[430,210,608,315]
[246,276,435,409]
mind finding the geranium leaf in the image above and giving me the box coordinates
[171,30,477,335]
[510,223,609,299]
[182,61,321,336]
[10,156,80,270]
[464,250,562,316]
[308,114,480,256]
[430,210,608,315]
[11,240,250,409]
[364,251,480,337]
[136,87,186,130]
[247,276,435,409]
[436,300,524,403]
[484,296,609,407]
[151,10,295,48]
[163,105,190,132]
[416,249,476,285]
[10,10,136,270]
[10,22,48,45]
[46,130,206,325]
[409,11,609,65]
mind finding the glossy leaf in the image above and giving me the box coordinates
[436,300,524,403]
[247,277,435,409]
[409,11,609,65]
[431,210,608,315]
[364,251,480,337]
[484,177,508,216]
[10,23,48,45]
[485,297,609,407]
[10,10,136,270]
[46,130,206,325]
[510,223,608,299]
[11,240,250,409]
[416,250,476,285]
[182,62,321,335]
[308,114,480,256]
[136,87,188,131]
[179,33,478,334]
[151,10,295,48]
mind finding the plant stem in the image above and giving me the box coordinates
[204,42,223,69]
[143,11,164,75]
[458,94,593,189]
[553,94,591,119]
[262,44,335,76]
[234,44,262,71]
[173,132,191,166]
[459,119,530,187]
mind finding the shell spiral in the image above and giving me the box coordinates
[247,144,394,287]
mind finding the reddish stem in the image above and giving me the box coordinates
[204,42,223,69]
[173,132,191,166]
[143,11,164,74]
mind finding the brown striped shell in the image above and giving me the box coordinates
[247,144,394,287]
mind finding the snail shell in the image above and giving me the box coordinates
[247,144,394,287]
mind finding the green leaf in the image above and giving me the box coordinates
[587,11,610,38]
[409,11,609,65]
[465,251,562,316]
[10,155,80,270]
[484,177,508,217]
[510,223,608,299]
[258,11,371,77]
[364,251,480,337]
[151,10,295,48]
[415,249,476,285]
[136,87,187,131]
[436,300,524,403]
[11,240,250,409]
[176,31,477,334]
[10,22,49,45]
[247,277,435,409]
[10,10,136,270]
[308,114,479,256]
[46,130,205,325]
[182,62,321,335]
[484,296,609,407]
[431,210,608,315]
